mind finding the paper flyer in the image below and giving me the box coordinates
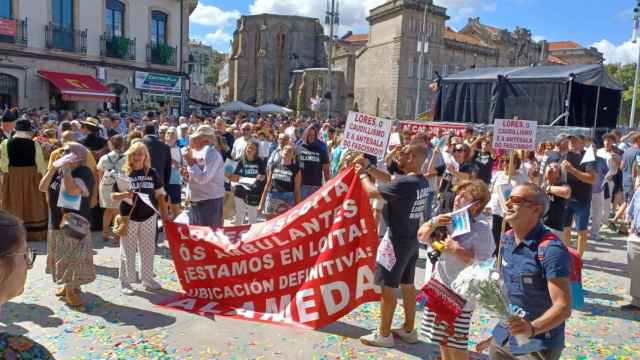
[581,146,596,165]
[376,232,397,271]
[224,159,238,174]
[449,202,475,238]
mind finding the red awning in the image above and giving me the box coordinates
[38,70,116,102]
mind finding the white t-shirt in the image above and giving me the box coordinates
[488,170,529,216]
[433,216,495,310]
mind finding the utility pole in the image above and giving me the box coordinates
[325,0,339,120]
[631,2,640,127]
[414,2,429,120]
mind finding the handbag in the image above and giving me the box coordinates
[417,264,467,338]
[112,169,146,236]
[60,213,90,240]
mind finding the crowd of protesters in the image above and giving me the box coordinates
[0,105,639,359]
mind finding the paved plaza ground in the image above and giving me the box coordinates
[1,226,638,359]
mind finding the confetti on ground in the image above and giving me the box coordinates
[0,229,637,359]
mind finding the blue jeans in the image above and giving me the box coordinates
[190,198,223,229]
[301,185,320,200]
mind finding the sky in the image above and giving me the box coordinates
[189,0,639,64]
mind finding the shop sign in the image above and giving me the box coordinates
[135,71,181,93]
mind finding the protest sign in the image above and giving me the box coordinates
[343,111,392,158]
[492,118,537,151]
[161,167,381,329]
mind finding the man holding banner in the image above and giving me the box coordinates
[355,144,428,348]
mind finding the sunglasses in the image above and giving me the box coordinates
[454,148,465,153]
[507,195,537,206]
[1,247,36,269]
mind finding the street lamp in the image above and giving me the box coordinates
[630,2,640,128]
[325,0,339,120]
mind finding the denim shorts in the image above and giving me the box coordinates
[301,185,320,200]
[563,199,591,231]
[265,192,295,215]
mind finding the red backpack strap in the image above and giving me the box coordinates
[536,231,558,261]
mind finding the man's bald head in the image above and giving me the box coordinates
[61,130,75,143]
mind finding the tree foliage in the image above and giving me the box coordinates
[606,63,638,125]
[204,50,227,86]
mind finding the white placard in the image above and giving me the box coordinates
[343,111,393,158]
[492,118,537,151]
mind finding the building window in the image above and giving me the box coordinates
[52,0,74,28]
[408,56,414,78]
[105,0,124,37]
[151,10,167,44]
[405,98,413,117]
[0,0,11,18]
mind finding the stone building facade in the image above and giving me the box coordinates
[227,14,327,106]
[547,41,604,65]
[188,40,216,105]
[353,0,549,120]
[0,0,196,113]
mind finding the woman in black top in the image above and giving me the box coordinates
[226,141,266,225]
[542,162,571,239]
[112,142,169,295]
[298,125,330,199]
[259,144,301,219]
[39,142,95,307]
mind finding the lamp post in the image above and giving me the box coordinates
[325,0,339,120]
[630,3,640,128]
[414,2,429,120]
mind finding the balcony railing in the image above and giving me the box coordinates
[45,23,87,54]
[0,17,27,46]
[100,33,136,61]
[147,42,177,66]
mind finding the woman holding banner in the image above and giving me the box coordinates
[417,179,495,359]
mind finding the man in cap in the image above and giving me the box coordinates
[183,125,225,228]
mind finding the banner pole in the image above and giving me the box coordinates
[496,116,518,273]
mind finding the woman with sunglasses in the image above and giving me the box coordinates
[0,210,54,359]
[259,144,302,219]
[488,154,528,247]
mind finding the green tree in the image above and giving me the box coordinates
[204,50,227,86]
[607,63,637,126]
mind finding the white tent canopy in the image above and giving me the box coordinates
[212,101,258,113]
[257,103,294,113]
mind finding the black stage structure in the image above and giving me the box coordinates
[434,64,624,130]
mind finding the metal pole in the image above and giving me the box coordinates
[414,2,429,119]
[326,0,335,120]
[565,78,573,126]
[593,86,601,137]
[631,41,640,128]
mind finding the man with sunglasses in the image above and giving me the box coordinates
[491,183,572,360]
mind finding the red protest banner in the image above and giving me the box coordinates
[399,121,465,135]
[161,167,381,329]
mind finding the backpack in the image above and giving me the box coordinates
[537,230,584,310]
[101,153,125,186]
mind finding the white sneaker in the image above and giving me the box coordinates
[391,328,419,344]
[121,285,134,295]
[360,331,394,348]
[143,279,162,291]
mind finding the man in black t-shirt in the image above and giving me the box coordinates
[562,135,596,257]
[356,144,428,348]
[472,138,496,185]
[437,143,478,214]
[542,162,572,238]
